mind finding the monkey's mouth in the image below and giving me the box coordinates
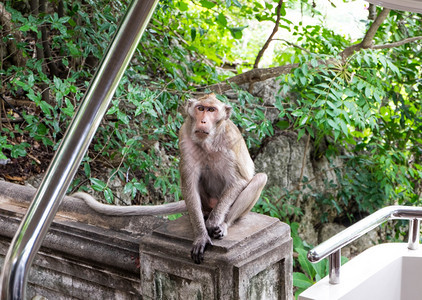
[195,130,209,136]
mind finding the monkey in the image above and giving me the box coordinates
[179,93,267,263]
[73,93,267,264]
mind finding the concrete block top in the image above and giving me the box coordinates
[141,212,291,265]
[157,213,290,250]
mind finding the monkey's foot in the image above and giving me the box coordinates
[207,222,228,239]
[191,235,213,264]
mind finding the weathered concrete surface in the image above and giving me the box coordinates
[0,181,293,299]
[140,213,293,299]
[0,181,165,299]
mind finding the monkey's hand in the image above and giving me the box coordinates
[206,221,228,239]
[191,235,213,264]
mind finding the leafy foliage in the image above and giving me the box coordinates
[1,0,274,204]
[275,11,422,218]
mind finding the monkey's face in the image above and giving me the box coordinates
[186,95,233,143]
[192,104,220,139]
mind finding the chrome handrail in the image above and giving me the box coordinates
[0,0,158,298]
[307,205,422,284]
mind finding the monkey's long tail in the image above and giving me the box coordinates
[72,192,187,216]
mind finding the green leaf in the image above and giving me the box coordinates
[293,272,313,289]
[90,178,106,191]
[291,111,303,117]
[40,101,54,115]
[229,26,247,39]
[299,115,308,126]
[84,162,91,177]
[298,128,306,140]
[19,23,37,32]
[104,188,114,204]
[191,27,197,41]
[339,119,348,136]
[297,248,316,279]
[313,260,328,280]
[232,0,242,7]
[364,86,371,98]
[117,110,130,124]
[199,0,217,9]
[301,64,309,76]
[134,181,148,194]
[27,90,42,102]
[178,1,189,11]
[276,120,289,130]
[217,13,228,27]
[62,98,75,117]
[315,109,325,120]
[11,144,27,158]
[386,59,400,76]
[327,119,339,130]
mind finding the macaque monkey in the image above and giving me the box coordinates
[74,93,267,264]
[179,93,267,263]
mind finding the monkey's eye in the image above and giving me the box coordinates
[197,106,205,112]
[207,107,216,112]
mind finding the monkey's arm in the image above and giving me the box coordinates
[204,182,246,236]
[180,164,213,264]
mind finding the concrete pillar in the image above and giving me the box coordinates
[139,213,293,299]
[0,181,165,299]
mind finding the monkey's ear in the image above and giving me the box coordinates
[186,98,196,111]
[187,98,196,106]
[224,105,232,120]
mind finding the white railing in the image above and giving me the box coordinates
[307,205,422,284]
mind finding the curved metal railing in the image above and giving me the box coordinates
[307,205,422,284]
[0,1,158,299]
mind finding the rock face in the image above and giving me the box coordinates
[254,132,313,191]
[253,131,338,247]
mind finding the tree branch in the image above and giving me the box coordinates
[209,63,298,93]
[208,8,421,94]
[0,2,27,67]
[253,0,284,69]
[273,38,311,54]
[340,8,390,59]
[362,8,391,47]
[373,36,422,49]
[208,58,337,93]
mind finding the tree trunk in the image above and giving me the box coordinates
[0,3,27,68]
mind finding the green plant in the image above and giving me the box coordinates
[253,186,302,220]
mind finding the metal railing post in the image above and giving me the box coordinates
[408,219,420,250]
[0,0,158,298]
[328,249,341,284]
